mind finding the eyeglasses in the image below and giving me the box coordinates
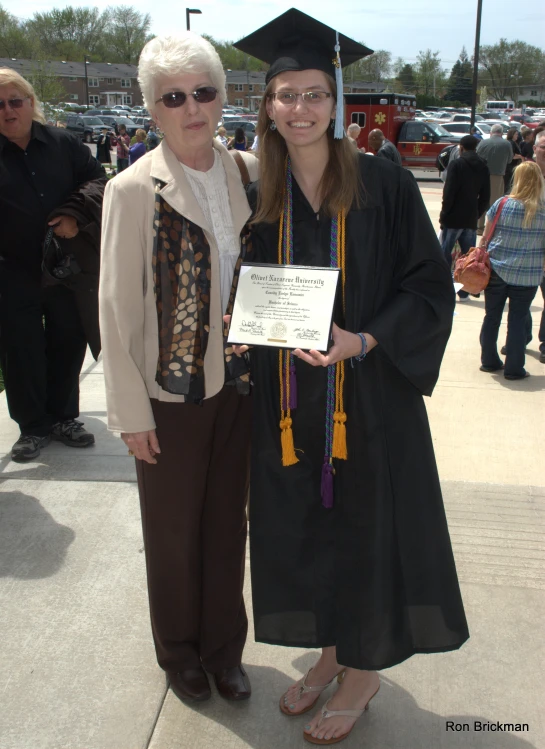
[0,96,30,111]
[154,87,218,108]
[270,92,333,106]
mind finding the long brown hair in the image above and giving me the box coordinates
[253,75,361,224]
[510,161,544,228]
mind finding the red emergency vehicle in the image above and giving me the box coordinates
[344,93,460,169]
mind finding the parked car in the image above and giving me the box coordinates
[223,119,257,147]
[131,116,153,132]
[112,117,139,137]
[96,115,119,132]
[112,105,133,113]
[65,115,106,142]
[441,122,492,139]
[449,114,484,122]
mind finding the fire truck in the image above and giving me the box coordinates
[344,93,460,169]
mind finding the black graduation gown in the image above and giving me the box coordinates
[246,154,469,671]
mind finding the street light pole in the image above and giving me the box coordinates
[84,55,89,108]
[470,0,483,127]
[186,7,202,30]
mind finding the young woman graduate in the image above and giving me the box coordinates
[232,10,469,744]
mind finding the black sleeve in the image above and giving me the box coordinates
[365,170,454,397]
[68,132,106,185]
[439,159,460,226]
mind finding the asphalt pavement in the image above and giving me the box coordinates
[0,183,543,749]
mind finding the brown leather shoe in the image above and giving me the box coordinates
[214,665,251,701]
[168,667,211,703]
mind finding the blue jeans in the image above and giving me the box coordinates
[480,270,538,377]
[441,228,476,298]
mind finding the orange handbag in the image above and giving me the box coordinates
[454,197,508,295]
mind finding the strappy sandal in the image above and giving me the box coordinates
[303,683,380,745]
[279,668,346,716]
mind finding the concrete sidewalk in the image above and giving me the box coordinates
[1,185,544,749]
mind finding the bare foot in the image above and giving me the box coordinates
[281,655,343,715]
[303,669,379,741]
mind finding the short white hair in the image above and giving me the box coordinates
[138,32,226,110]
[490,124,504,135]
[347,123,361,136]
[535,129,545,144]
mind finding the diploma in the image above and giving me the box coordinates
[228,263,340,351]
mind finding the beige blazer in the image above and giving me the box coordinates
[99,139,259,433]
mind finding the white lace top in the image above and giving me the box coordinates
[181,150,240,314]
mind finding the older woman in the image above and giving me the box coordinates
[99,33,258,704]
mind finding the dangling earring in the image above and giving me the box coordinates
[270,120,277,131]
[330,119,336,130]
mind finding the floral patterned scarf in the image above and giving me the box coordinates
[152,181,250,402]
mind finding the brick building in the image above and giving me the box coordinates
[0,58,387,112]
[0,58,142,108]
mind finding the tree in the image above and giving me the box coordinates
[415,49,446,96]
[479,39,545,100]
[0,5,35,58]
[26,61,66,105]
[100,7,152,64]
[344,49,391,83]
[25,6,110,60]
[202,35,268,72]
[445,47,473,104]
[395,63,416,93]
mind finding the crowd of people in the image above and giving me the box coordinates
[439,122,545,377]
[0,10,543,746]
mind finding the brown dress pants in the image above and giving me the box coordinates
[135,385,252,674]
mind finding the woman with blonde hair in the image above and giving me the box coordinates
[128,127,147,165]
[0,67,105,462]
[480,161,545,380]
[231,10,468,745]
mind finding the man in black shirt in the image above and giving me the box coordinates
[0,69,106,461]
[439,135,490,300]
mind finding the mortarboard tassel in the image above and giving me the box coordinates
[333,32,344,140]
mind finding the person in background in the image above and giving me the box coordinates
[229,126,247,151]
[520,129,535,161]
[250,133,259,152]
[100,31,259,707]
[531,128,545,364]
[439,135,490,301]
[346,123,361,149]
[129,128,147,165]
[113,123,130,172]
[470,125,482,140]
[479,162,545,380]
[0,68,106,461]
[96,126,113,165]
[216,125,228,147]
[504,127,523,193]
[368,127,402,165]
[476,124,512,234]
[147,123,160,150]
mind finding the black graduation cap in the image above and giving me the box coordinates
[233,8,373,86]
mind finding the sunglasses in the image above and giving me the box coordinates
[154,87,218,109]
[0,96,30,111]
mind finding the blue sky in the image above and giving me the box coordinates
[9,0,545,71]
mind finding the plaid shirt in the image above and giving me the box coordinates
[487,197,545,286]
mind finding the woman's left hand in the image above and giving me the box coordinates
[293,324,376,367]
